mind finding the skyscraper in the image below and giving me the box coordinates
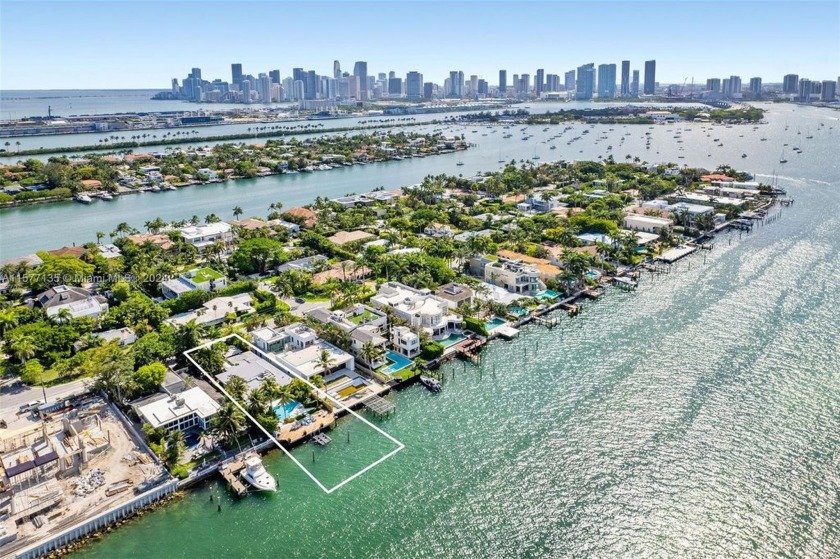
[706,78,721,92]
[749,77,762,96]
[406,71,423,99]
[353,61,368,100]
[597,64,617,98]
[643,60,656,95]
[478,79,488,95]
[423,82,434,99]
[621,60,630,96]
[564,70,575,92]
[499,70,507,97]
[631,70,640,96]
[231,64,243,87]
[546,74,560,92]
[783,74,799,94]
[269,70,281,85]
[576,63,595,100]
[191,68,202,80]
[821,80,836,101]
[241,80,252,103]
[469,75,479,95]
[388,78,403,96]
[520,74,530,97]
[798,79,812,102]
[728,75,742,98]
[258,73,272,103]
[333,60,341,79]
[535,69,545,95]
[448,70,464,97]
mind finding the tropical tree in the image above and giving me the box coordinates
[360,341,384,367]
[0,307,19,337]
[232,206,243,220]
[11,335,36,363]
[317,349,335,377]
[223,375,248,403]
[164,429,185,468]
[211,401,246,447]
[51,307,74,325]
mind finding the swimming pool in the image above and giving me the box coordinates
[380,351,413,376]
[437,332,466,348]
[273,400,301,419]
[485,317,507,330]
[535,289,559,300]
[507,306,528,317]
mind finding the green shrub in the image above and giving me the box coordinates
[464,317,488,336]
[421,341,444,360]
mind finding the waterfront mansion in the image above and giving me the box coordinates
[371,282,463,340]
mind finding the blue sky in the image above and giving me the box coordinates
[2,0,838,89]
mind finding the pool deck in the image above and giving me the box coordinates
[277,410,335,444]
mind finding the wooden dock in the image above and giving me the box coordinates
[311,433,332,446]
[277,410,335,445]
[219,457,248,496]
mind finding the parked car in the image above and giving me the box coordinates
[294,297,306,304]
[19,399,44,414]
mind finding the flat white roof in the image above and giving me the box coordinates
[136,387,220,429]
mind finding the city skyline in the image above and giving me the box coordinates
[2,0,839,90]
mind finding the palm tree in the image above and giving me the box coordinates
[259,376,280,401]
[11,336,36,363]
[95,231,105,245]
[165,429,185,467]
[52,307,73,325]
[0,307,18,336]
[360,341,384,367]
[224,375,248,403]
[316,349,335,376]
[211,401,245,447]
[232,206,243,220]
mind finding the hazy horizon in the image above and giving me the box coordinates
[2,0,838,90]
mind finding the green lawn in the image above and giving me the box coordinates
[192,267,224,283]
[347,309,379,324]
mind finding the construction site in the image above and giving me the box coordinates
[0,395,164,557]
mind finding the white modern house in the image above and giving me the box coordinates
[160,267,227,299]
[391,326,421,358]
[471,256,542,295]
[177,222,234,249]
[305,305,389,367]
[371,282,463,339]
[165,293,254,327]
[423,222,455,238]
[133,387,220,433]
[623,214,674,233]
[250,324,355,381]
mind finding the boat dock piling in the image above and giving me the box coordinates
[311,433,332,446]
[219,457,248,496]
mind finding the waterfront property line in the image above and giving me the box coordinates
[184,334,405,495]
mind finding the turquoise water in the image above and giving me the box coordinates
[535,289,560,300]
[12,103,837,558]
[272,400,300,419]
[506,306,528,317]
[484,317,507,330]
[437,332,466,348]
[380,351,413,376]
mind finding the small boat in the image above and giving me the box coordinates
[240,454,277,492]
[99,192,114,200]
[74,194,92,204]
[780,149,787,164]
[456,161,464,166]
[741,153,747,158]
[419,375,441,392]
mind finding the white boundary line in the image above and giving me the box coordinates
[184,334,404,494]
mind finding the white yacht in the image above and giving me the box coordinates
[74,193,92,204]
[240,454,277,492]
[420,375,442,392]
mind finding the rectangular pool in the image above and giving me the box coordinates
[380,351,413,376]
[485,317,507,331]
[273,400,301,419]
[535,289,559,301]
